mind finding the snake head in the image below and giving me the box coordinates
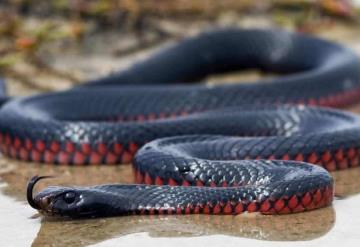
[27,176,81,217]
[27,176,130,218]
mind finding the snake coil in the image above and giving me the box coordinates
[1,28,360,218]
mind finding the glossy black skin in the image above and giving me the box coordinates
[1,29,360,144]
[7,28,360,217]
[29,160,333,218]
[28,105,360,217]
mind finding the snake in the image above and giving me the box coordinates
[1,28,360,218]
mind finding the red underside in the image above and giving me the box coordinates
[133,164,333,215]
[1,88,360,164]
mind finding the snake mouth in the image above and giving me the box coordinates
[27,175,54,210]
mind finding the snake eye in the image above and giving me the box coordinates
[63,192,76,204]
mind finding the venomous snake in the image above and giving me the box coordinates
[1,28,360,218]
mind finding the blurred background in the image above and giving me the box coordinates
[1,0,360,96]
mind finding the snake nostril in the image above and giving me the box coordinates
[40,197,50,208]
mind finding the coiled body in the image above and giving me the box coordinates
[7,28,360,217]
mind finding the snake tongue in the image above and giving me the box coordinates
[26,175,54,210]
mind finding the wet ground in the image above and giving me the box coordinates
[1,19,360,246]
